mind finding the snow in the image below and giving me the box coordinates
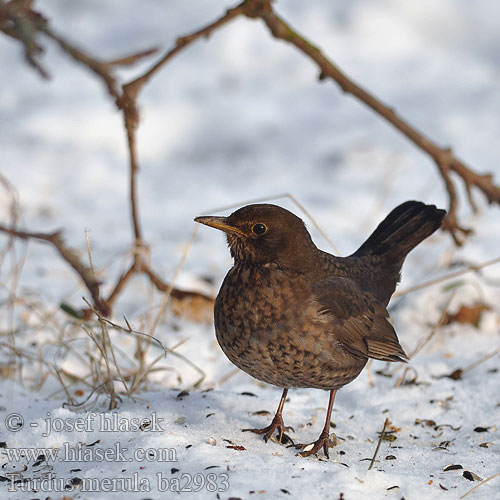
[1,0,499,498]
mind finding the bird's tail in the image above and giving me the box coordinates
[353,201,446,263]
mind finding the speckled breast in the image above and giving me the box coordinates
[214,265,366,390]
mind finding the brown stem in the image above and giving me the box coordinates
[368,417,389,470]
[105,263,136,309]
[126,120,143,244]
[142,265,213,302]
[0,224,110,316]
[0,223,214,318]
[242,0,500,244]
[0,3,234,316]
[119,3,244,260]
[41,28,121,102]
[122,2,245,104]
[0,2,49,78]
[106,48,158,68]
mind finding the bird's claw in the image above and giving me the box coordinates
[295,432,338,458]
[242,416,294,444]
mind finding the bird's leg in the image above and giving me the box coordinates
[295,389,338,458]
[242,388,293,443]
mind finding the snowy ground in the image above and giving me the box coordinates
[1,1,499,499]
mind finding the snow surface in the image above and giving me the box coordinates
[1,1,500,499]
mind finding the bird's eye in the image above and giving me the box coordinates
[251,223,268,236]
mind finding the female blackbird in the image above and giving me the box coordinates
[195,201,445,457]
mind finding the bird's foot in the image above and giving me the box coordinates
[243,413,294,444]
[295,430,338,458]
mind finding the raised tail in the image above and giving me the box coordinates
[353,201,446,262]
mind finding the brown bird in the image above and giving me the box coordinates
[195,201,445,457]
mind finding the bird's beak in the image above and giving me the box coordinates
[194,216,246,237]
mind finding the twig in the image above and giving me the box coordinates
[106,48,158,67]
[82,296,167,355]
[368,418,389,470]
[461,347,500,375]
[218,367,240,386]
[0,222,213,318]
[99,319,135,404]
[104,262,136,309]
[394,256,500,297]
[0,1,49,78]
[42,26,121,100]
[390,291,454,383]
[1,2,231,318]
[365,359,375,388]
[407,292,455,359]
[241,0,500,244]
[0,224,109,316]
[97,2,242,310]
[392,292,455,384]
[286,194,340,254]
[6,0,496,323]
[460,471,500,499]
[84,230,95,278]
[121,2,245,105]
[150,225,199,336]
[0,173,25,344]
[393,365,419,388]
[449,346,500,381]
[119,2,244,261]
[84,297,206,390]
[141,264,213,302]
[82,325,118,409]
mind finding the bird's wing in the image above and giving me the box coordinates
[311,276,408,362]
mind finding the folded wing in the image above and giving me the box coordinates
[312,276,408,362]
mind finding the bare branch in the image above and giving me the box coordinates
[5,0,496,322]
[0,0,49,78]
[106,48,158,68]
[0,224,110,316]
[41,27,121,102]
[122,2,245,104]
[104,263,137,310]
[142,265,213,303]
[119,2,244,252]
[1,2,234,317]
[242,0,500,244]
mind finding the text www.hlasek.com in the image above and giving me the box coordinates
[4,442,177,463]
[5,444,230,493]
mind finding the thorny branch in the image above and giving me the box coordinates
[240,0,500,245]
[1,0,499,318]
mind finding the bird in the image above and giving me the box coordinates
[195,201,446,457]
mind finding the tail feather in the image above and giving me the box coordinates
[353,201,446,262]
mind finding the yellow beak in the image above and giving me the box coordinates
[194,216,246,237]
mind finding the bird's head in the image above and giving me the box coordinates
[195,204,317,269]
